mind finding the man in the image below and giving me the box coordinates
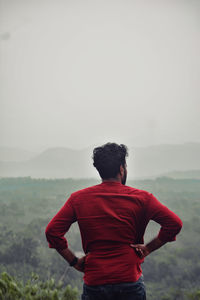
[45,142,182,300]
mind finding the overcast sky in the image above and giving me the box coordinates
[0,0,200,151]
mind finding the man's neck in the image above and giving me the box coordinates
[102,178,121,183]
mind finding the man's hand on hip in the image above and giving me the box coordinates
[130,236,167,259]
[130,244,150,258]
[74,256,87,273]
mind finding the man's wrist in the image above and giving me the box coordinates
[145,237,166,254]
[145,245,151,255]
[69,256,78,267]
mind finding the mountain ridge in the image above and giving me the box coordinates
[0,143,200,179]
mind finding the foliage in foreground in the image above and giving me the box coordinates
[1,177,200,299]
[0,272,78,300]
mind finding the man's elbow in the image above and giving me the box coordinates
[45,223,68,250]
[45,223,54,243]
[172,217,183,239]
[159,217,183,242]
[176,217,183,234]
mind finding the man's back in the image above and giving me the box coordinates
[46,180,182,286]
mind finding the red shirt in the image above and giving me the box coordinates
[45,181,182,285]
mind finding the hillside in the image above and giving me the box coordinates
[0,143,200,179]
[162,169,200,179]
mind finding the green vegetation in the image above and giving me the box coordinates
[0,271,78,300]
[0,176,200,299]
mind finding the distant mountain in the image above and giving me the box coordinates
[25,147,96,178]
[130,142,200,179]
[0,147,97,179]
[161,169,200,179]
[0,147,37,162]
[0,143,200,179]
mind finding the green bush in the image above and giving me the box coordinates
[0,272,78,300]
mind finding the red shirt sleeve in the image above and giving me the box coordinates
[145,193,183,242]
[45,195,76,250]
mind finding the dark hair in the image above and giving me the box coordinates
[92,142,128,179]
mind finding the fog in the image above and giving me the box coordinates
[0,0,200,152]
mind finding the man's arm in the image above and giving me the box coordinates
[131,193,182,258]
[45,195,86,272]
[57,248,86,272]
[131,237,167,258]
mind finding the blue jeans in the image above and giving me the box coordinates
[81,276,146,300]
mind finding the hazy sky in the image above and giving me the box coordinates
[0,0,200,151]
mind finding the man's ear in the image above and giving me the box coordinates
[119,165,124,176]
